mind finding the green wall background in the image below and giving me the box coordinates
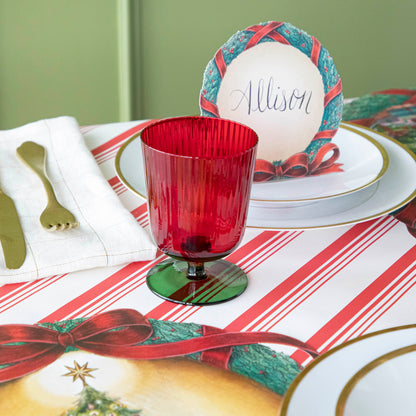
[138,0,415,119]
[0,0,121,129]
[0,0,414,129]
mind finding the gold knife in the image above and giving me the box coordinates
[0,185,26,269]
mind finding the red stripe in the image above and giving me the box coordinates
[71,276,147,318]
[68,254,167,320]
[324,78,343,107]
[169,264,245,305]
[179,220,388,328]
[94,136,135,164]
[225,219,383,332]
[252,218,397,332]
[266,31,291,44]
[404,94,416,104]
[214,49,227,79]
[145,231,281,320]
[0,275,68,313]
[94,145,119,163]
[201,233,300,304]
[96,149,120,165]
[0,281,28,298]
[227,230,281,264]
[130,203,148,219]
[199,95,219,117]
[164,306,191,323]
[244,231,301,273]
[246,24,263,32]
[310,36,321,66]
[170,232,303,324]
[135,216,149,228]
[354,268,416,335]
[79,125,99,135]
[323,252,416,349]
[245,21,284,50]
[108,176,121,187]
[291,243,416,364]
[90,120,156,157]
[248,232,299,269]
[38,260,159,323]
[156,232,301,325]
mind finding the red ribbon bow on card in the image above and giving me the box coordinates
[0,308,318,383]
[254,142,343,182]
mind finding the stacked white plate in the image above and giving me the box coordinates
[280,325,416,416]
[115,123,416,230]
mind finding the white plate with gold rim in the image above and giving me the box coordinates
[337,344,416,415]
[280,325,416,416]
[247,124,416,229]
[251,123,388,207]
[115,124,416,230]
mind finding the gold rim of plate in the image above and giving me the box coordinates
[114,122,416,230]
[250,123,416,229]
[114,130,146,199]
[280,323,416,415]
[250,122,390,203]
[335,343,416,415]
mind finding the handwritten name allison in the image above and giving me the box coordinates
[230,77,313,115]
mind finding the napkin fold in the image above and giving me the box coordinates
[0,116,157,284]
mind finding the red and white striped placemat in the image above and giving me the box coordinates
[1,120,416,370]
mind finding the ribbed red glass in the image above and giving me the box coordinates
[141,116,258,263]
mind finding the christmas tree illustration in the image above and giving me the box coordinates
[61,360,141,416]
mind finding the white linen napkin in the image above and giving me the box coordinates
[0,116,157,284]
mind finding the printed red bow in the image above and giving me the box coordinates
[0,308,318,382]
[254,142,343,182]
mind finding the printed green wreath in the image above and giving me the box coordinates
[38,316,301,397]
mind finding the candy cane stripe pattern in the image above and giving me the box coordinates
[200,21,343,181]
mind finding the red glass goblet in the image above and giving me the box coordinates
[141,116,258,305]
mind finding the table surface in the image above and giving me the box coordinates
[1,119,416,413]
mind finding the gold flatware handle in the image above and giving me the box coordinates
[0,189,26,269]
[16,141,56,201]
[16,141,79,231]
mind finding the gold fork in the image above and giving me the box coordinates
[16,141,79,231]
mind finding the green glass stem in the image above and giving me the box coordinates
[187,262,207,280]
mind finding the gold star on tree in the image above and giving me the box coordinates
[63,361,97,386]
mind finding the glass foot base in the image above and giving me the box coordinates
[146,259,248,306]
